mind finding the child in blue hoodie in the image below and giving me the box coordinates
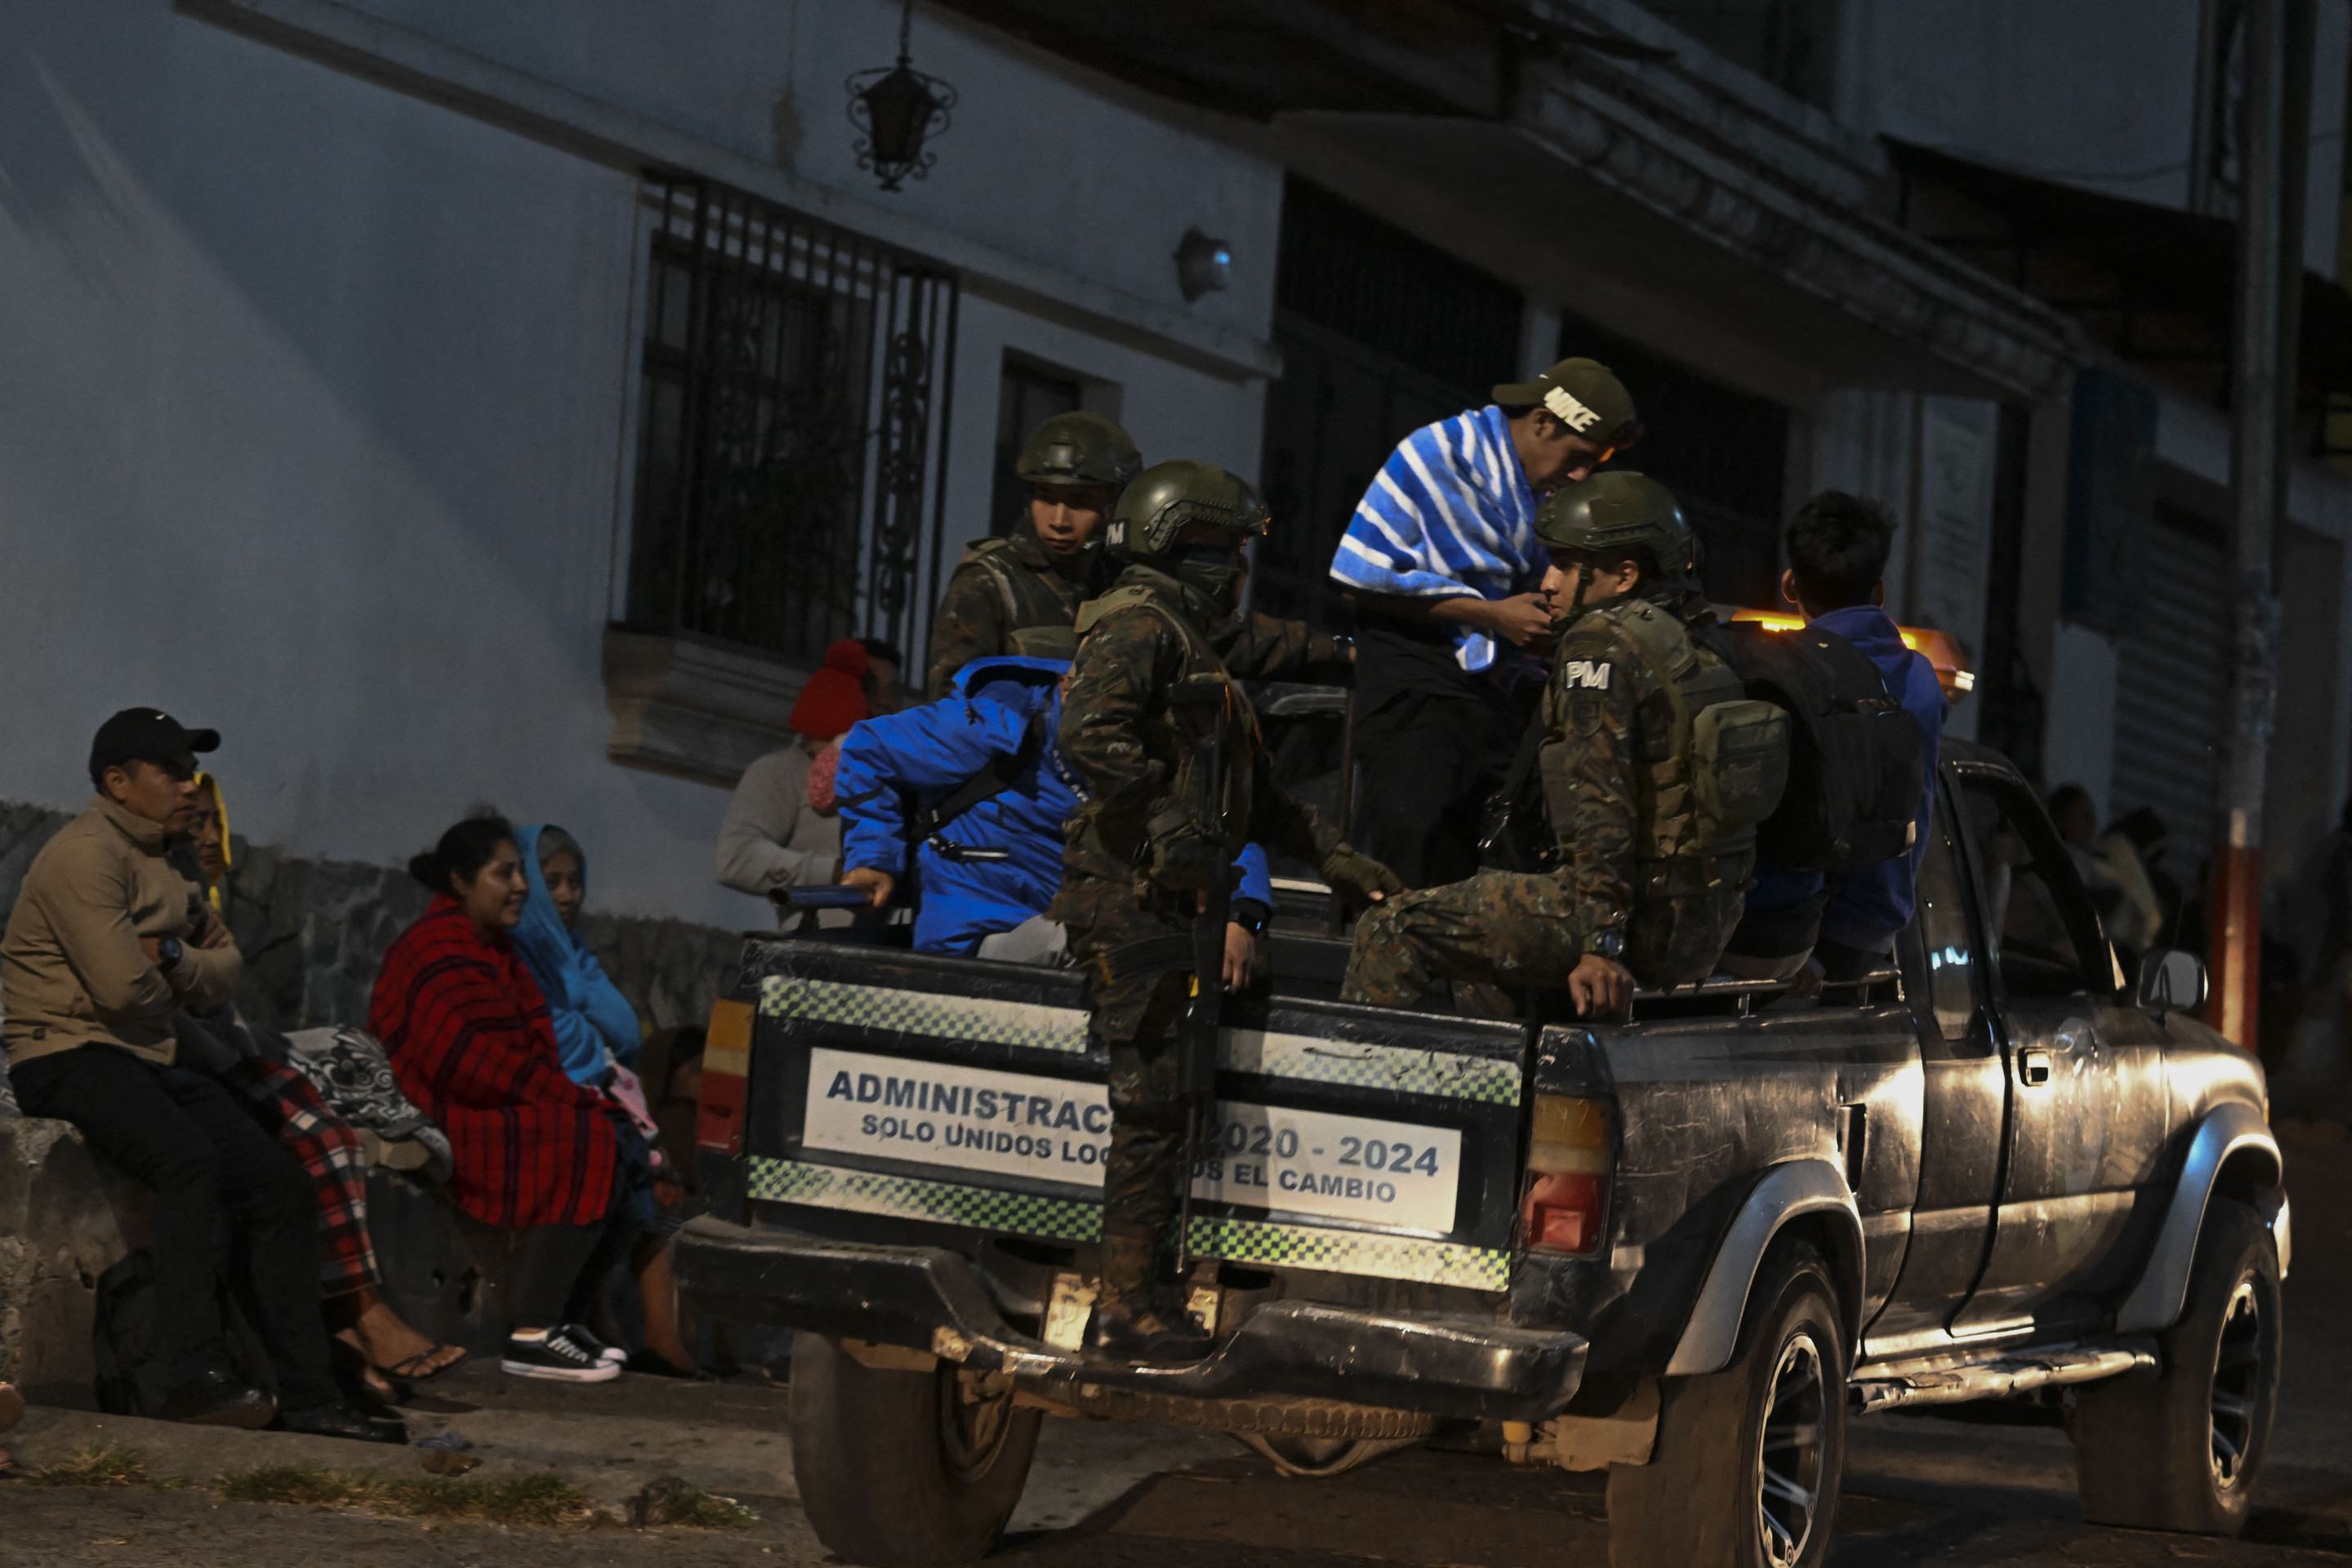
[832,656,1273,982]
[1727,492,1947,982]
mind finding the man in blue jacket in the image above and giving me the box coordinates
[1726,492,1947,982]
[832,656,1273,982]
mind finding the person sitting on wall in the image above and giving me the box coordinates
[716,639,872,926]
[2,710,386,1439]
[370,814,631,1383]
[513,822,702,1378]
[176,772,466,1398]
[832,654,1273,984]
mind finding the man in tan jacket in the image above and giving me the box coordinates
[2,710,373,1439]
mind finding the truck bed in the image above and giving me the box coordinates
[729,936,1531,1295]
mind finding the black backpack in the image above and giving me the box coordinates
[1706,621,1925,874]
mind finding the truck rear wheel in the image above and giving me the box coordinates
[1606,1241,1847,1568]
[789,1335,1043,1567]
[2073,1197,2281,1534]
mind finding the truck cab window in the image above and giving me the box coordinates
[1912,801,1979,1038]
[1951,774,2109,1000]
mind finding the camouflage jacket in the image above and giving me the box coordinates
[1054,566,1341,902]
[1539,590,1755,985]
[924,529,1090,699]
[926,526,1351,700]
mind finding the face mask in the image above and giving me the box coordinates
[1165,542,1245,608]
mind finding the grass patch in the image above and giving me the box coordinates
[33,1443,148,1487]
[217,1463,596,1527]
[644,1485,757,1530]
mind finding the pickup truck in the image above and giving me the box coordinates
[675,741,2290,1568]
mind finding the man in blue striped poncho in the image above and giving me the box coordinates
[1329,358,1642,887]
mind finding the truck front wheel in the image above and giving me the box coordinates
[1606,1241,1848,1568]
[789,1335,1043,1567]
[2073,1197,2282,1533]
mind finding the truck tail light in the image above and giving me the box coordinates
[1522,1094,1610,1257]
[697,998,755,1156]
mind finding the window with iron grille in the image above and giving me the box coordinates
[625,176,960,666]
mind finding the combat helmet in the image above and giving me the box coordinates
[1535,470,1696,579]
[1015,412,1143,491]
[1103,461,1267,564]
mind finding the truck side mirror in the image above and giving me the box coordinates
[2136,948,2207,1013]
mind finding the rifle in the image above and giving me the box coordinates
[1326,684,1360,936]
[1166,674,1233,1276]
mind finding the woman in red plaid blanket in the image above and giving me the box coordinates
[370,814,630,1383]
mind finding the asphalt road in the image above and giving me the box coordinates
[10,1131,2352,1566]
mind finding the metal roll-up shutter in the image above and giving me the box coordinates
[2109,506,2229,853]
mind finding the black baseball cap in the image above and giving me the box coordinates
[87,708,219,786]
[1492,357,1643,448]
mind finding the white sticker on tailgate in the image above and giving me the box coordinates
[801,1047,1463,1234]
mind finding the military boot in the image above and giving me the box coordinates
[1085,1227,1212,1364]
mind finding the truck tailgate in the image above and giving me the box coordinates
[741,940,1528,1292]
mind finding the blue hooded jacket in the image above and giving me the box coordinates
[1746,605,1947,953]
[512,822,643,1086]
[835,656,1272,955]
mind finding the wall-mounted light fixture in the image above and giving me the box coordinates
[1174,228,1232,301]
[846,0,956,193]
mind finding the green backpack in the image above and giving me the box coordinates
[1607,601,1791,863]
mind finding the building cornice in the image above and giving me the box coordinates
[176,0,1283,383]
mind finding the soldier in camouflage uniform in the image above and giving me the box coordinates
[1055,461,1401,1360]
[1341,473,1788,1017]
[926,412,1352,699]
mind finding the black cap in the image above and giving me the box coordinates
[87,708,219,786]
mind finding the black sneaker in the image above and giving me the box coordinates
[501,1325,621,1383]
[566,1325,628,1365]
[156,1365,275,1428]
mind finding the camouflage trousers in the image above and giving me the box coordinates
[1058,875,1197,1286]
[1340,869,1592,1009]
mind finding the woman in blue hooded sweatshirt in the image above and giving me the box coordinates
[514,825,702,1377]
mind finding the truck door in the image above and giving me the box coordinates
[1944,764,2170,1334]
[1861,787,2008,1354]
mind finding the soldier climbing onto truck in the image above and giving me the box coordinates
[1343,470,1789,1015]
[1054,459,1401,1361]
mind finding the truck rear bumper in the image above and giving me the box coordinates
[675,1216,1584,1423]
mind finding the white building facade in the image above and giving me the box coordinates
[2,0,2348,940]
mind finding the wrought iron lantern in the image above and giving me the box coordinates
[846,0,956,193]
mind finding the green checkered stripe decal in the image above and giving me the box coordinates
[750,1156,1098,1240]
[760,977,1517,1103]
[747,1157,1508,1291]
[761,976,1087,1055]
[1183,1215,1508,1292]
[1227,1028,1521,1106]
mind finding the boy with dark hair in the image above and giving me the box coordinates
[1722,492,1947,982]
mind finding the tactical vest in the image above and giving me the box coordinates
[958,538,1085,662]
[1541,598,1790,882]
[1071,581,1261,862]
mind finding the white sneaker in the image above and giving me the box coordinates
[500,1325,621,1383]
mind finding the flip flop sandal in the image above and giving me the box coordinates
[381,1346,469,1384]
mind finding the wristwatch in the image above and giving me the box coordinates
[155,934,185,973]
[1590,929,1625,961]
[1232,898,1272,938]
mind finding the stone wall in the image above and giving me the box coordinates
[0,800,743,1043]
[0,1118,145,1401]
